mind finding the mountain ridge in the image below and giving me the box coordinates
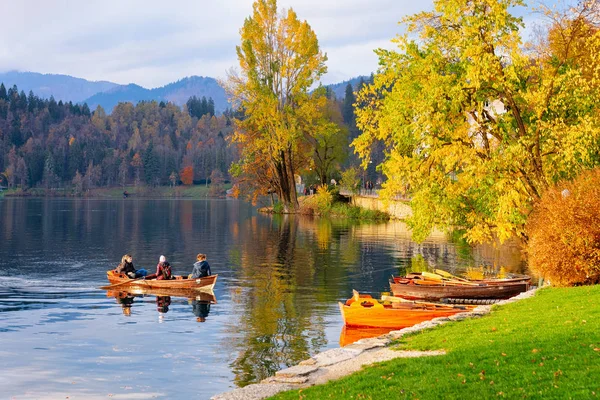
[0,70,366,114]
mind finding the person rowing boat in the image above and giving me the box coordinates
[190,253,211,279]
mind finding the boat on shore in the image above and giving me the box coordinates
[106,270,217,291]
[339,290,474,329]
[390,272,529,301]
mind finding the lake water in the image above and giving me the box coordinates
[0,198,525,399]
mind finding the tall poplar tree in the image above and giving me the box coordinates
[227,0,327,211]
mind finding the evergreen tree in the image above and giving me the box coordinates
[43,152,58,189]
[18,91,28,112]
[48,96,59,121]
[342,83,355,126]
[0,83,7,101]
[208,97,215,116]
[143,142,160,186]
[27,91,36,113]
[10,117,23,147]
[81,103,91,117]
[201,96,208,116]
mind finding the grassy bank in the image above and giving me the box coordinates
[261,191,390,222]
[2,184,231,199]
[272,286,600,399]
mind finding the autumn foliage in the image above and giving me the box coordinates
[180,166,194,186]
[526,169,600,287]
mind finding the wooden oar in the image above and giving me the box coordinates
[100,277,146,290]
[421,271,444,282]
[434,269,470,282]
[423,270,480,286]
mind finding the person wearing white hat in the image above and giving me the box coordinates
[145,255,172,280]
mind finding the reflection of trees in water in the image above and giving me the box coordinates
[349,222,526,276]
[228,215,342,387]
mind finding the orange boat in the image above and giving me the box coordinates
[339,290,474,329]
[339,326,396,347]
[106,270,217,291]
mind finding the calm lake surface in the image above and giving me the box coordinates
[0,198,525,399]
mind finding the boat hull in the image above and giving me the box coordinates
[107,270,217,291]
[339,292,472,329]
[390,280,528,301]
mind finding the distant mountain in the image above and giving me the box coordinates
[83,83,161,112]
[326,75,371,100]
[83,76,229,114]
[0,71,119,103]
[0,70,367,115]
[154,76,228,111]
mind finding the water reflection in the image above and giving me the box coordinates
[0,198,525,398]
[106,289,216,321]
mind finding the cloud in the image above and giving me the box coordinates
[0,0,571,88]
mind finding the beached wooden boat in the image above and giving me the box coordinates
[339,290,474,329]
[106,270,217,291]
[390,273,529,301]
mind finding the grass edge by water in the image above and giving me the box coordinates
[270,286,600,399]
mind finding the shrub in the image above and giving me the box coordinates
[526,169,600,286]
[314,185,333,213]
[272,201,284,214]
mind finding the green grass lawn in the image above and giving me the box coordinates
[272,286,600,399]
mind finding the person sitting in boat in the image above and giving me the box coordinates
[145,255,172,280]
[115,254,147,279]
[190,253,211,279]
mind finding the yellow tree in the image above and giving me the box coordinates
[354,0,600,244]
[226,0,327,211]
[310,93,348,186]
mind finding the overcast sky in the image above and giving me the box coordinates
[0,0,566,88]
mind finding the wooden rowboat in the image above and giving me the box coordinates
[106,270,217,291]
[390,275,528,301]
[339,290,474,329]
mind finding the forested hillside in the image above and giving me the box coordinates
[0,83,237,191]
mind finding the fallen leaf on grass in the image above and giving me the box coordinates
[501,353,507,357]
[532,349,539,353]
[593,348,600,352]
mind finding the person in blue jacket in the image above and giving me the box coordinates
[191,253,211,278]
